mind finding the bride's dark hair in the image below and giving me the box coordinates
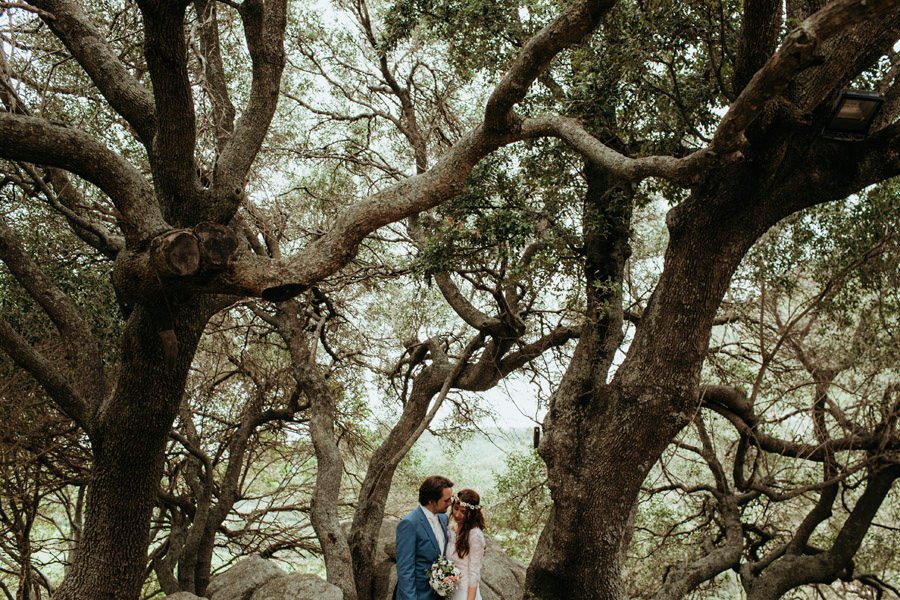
[453,488,486,559]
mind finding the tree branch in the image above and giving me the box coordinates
[702,385,900,461]
[519,115,732,185]
[651,418,743,600]
[0,218,105,401]
[192,0,236,151]
[137,0,202,211]
[21,164,125,259]
[0,317,91,434]
[209,0,287,223]
[710,0,900,155]
[733,0,783,94]
[483,0,618,129]
[0,113,165,244]
[29,0,157,144]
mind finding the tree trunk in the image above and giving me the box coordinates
[526,165,770,600]
[17,531,33,600]
[52,302,212,600]
[303,364,358,600]
[276,304,359,600]
[528,388,691,600]
[349,376,442,600]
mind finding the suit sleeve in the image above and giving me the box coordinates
[395,518,418,600]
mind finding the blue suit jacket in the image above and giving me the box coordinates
[394,506,449,600]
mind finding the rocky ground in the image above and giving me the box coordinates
[167,518,525,600]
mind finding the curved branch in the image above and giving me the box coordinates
[0,113,166,244]
[745,465,900,599]
[519,115,735,185]
[209,0,287,223]
[483,0,618,129]
[0,54,125,258]
[0,317,91,434]
[434,272,504,333]
[493,326,580,381]
[701,386,900,461]
[0,218,105,401]
[29,0,157,143]
[22,164,125,259]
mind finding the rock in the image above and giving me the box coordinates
[478,537,526,600]
[251,573,343,600]
[206,555,285,600]
[164,594,208,600]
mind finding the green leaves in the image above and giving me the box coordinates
[411,155,539,277]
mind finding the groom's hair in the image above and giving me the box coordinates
[418,475,454,505]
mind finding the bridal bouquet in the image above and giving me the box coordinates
[427,555,460,597]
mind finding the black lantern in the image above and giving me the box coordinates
[533,426,541,449]
[822,89,884,141]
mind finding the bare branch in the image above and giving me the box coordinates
[0,218,105,401]
[0,317,91,433]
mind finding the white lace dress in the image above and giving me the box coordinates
[446,527,485,600]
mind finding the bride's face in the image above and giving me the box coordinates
[451,503,464,521]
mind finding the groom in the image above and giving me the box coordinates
[394,475,454,600]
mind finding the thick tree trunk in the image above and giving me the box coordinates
[526,165,640,600]
[528,390,691,600]
[526,165,770,600]
[52,303,212,600]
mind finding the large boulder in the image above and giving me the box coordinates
[251,573,343,600]
[377,518,525,600]
[476,537,526,600]
[206,555,285,600]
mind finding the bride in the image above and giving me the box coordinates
[447,489,486,600]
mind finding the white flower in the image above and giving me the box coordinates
[427,556,460,597]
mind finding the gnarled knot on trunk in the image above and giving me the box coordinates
[113,223,241,369]
[149,222,240,278]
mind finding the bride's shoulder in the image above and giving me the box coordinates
[471,528,486,540]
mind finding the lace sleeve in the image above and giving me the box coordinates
[466,529,486,587]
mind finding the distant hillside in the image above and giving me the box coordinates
[409,427,536,500]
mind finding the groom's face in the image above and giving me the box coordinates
[432,487,453,513]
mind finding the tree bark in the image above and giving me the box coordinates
[525,162,772,600]
[51,302,213,600]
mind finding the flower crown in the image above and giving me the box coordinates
[454,496,481,510]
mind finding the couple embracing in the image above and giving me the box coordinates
[394,475,486,600]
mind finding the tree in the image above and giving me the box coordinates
[147,304,316,596]
[3,1,900,600]
[641,189,900,599]
[0,0,623,597]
